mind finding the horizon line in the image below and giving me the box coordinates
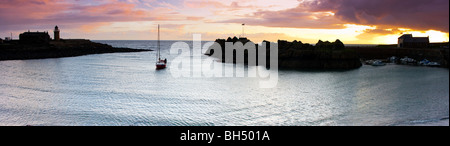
[90,39,448,45]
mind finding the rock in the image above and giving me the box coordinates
[205,36,362,70]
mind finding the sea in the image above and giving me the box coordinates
[0,40,448,126]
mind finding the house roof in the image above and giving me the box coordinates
[399,34,413,39]
[399,34,429,43]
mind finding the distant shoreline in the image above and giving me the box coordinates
[0,39,151,61]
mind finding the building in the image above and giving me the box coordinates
[19,31,51,44]
[398,34,429,48]
[54,25,60,41]
[0,38,3,44]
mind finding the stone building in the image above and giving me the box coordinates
[398,34,429,48]
[19,31,51,44]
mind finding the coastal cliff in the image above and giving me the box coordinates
[0,39,150,61]
[205,37,362,70]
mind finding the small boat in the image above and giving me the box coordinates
[400,56,416,65]
[389,56,397,63]
[419,59,441,67]
[427,62,441,67]
[155,24,167,69]
[365,60,374,65]
[156,59,167,69]
[418,59,430,66]
[372,60,386,66]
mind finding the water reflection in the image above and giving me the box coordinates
[0,41,448,126]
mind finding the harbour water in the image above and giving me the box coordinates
[0,40,448,126]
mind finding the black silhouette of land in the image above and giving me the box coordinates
[205,36,449,69]
[205,36,362,70]
[0,39,149,61]
[0,27,150,61]
[1,27,448,69]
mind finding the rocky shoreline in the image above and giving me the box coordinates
[205,37,362,70]
[0,39,151,61]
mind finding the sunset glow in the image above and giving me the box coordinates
[0,0,448,44]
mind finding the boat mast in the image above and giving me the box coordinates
[158,24,160,60]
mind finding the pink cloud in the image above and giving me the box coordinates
[0,0,70,25]
[0,0,189,32]
[183,0,226,8]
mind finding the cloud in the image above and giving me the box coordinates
[0,0,191,32]
[80,22,112,32]
[218,8,344,29]
[362,27,404,35]
[0,0,70,25]
[217,0,449,32]
[183,0,226,8]
[2,0,447,43]
[186,16,204,21]
[302,0,449,32]
[244,32,318,43]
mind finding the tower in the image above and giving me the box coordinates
[54,25,60,41]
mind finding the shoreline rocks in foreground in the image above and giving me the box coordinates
[0,39,151,61]
[205,36,362,70]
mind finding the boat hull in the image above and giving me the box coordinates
[156,62,166,69]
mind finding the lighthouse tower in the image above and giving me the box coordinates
[54,25,60,41]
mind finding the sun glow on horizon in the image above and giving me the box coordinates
[60,23,449,45]
[372,30,449,44]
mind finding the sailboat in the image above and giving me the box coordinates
[156,24,167,69]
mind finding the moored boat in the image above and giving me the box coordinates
[418,59,440,67]
[155,24,167,69]
[372,60,386,66]
[400,56,416,65]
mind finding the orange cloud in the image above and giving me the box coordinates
[79,22,112,32]
[183,0,226,8]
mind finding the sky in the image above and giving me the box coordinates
[0,0,449,44]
